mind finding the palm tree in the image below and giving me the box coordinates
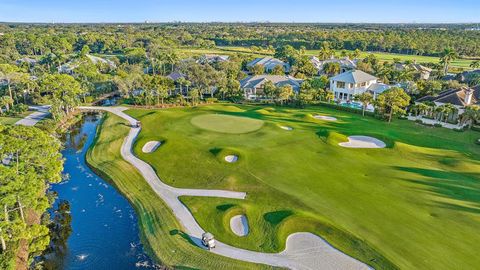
[443,104,458,123]
[410,104,420,117]
[323,62,341,76]
[325,90,335,103]
[440,48,458,75]
[470,60,480,69]
[354,92,373,116]
[460,105,480,128]
[435,105,446,121]
[1,96,14,113]
[318,46,332,60]
[417,102,430,117]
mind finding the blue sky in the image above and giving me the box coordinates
[0,0,479,23]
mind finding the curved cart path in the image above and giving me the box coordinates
[78,106,372,270]
[15,105,51,126]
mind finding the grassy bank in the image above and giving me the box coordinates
[85,113,274,270]
[127,104,480,270]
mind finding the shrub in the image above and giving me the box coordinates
[433,123,443,128]
[453,128,465,132]
[317,102,376,117]
[471,125,480,132]
[205,98,218,103]
[475,138,480,145]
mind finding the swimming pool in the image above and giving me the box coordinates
[340,102,363,110]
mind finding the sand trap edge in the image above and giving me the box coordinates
[142,141,162,153]
[230,215,249,236]
[224,155,239,163]
[338,136,386,149]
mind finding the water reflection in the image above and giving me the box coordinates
[49,114,161,270]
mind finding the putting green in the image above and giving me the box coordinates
[191,114,264,134]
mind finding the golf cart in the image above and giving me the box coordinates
[201,232,216,250]
[132,121,141,128]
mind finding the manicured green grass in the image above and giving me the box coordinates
[0,112,31,125]
[86,113,274,270]
[191,113,264,134]
[127,104,480,270]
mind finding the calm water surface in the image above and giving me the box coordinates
[51,114,160,270]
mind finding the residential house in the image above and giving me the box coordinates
[246,57,290,73]
[394,62,432,80]
[329,70,383,101]
[16,57,38,67]
[58,54,116,74]
[240,75,302,100]
[456,69,480,84]
[197,54,230,64]
[166,72,188,95]
[310,56,357,75]
[416,86,480,114]
[86,54,117,68]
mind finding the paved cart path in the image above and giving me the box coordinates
[15,105,50,126]
[79,106,372,270]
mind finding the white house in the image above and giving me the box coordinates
[246,57,290,73]
[394,62,432,80]
[197,54,230,64]
[310,56,357,75]
[240,75,302,100]
[330,70,383,101]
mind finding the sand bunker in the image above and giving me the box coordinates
[230,215,249,236]
[313,115,337,121]
[142,141,162,153]
[224,155,238,163]
[339,136,386,149]
[280,126,293,131]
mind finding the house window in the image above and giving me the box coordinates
[349,83,354,88]
[336,81,345,89]
[360,82,367,87]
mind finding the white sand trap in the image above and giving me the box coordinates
[224,155,238,163]
[230,215,249,236]
[142,141,162,153]
[339,136,386,149]
[313,115,337,121]
[281,233,372,270]
[280,126,293,131]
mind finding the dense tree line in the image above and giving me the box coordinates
[1,23,479,63]
[0,125,63,270]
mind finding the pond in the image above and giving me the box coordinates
[49,114,161,270]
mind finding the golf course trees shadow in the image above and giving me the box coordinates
[263,210,294,225]
[394,166,480,214]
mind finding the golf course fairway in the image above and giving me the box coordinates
[89,104,480,270]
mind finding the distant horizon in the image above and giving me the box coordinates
[1,0,479,24]
[1,21,480,25]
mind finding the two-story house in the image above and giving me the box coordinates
[329,70,380,101]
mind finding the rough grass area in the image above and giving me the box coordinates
[127,104,480,270]
[191,113,264,134]
[86,113,273,270]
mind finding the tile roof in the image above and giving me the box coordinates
[416,86,480,106]
[246,57,290,72]
[240,75,302,91]
[330,70,378,84]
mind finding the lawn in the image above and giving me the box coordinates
[0,112,32,125]
[178,46,475,70]
[124,104,480,270]
[86,113,273,270]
